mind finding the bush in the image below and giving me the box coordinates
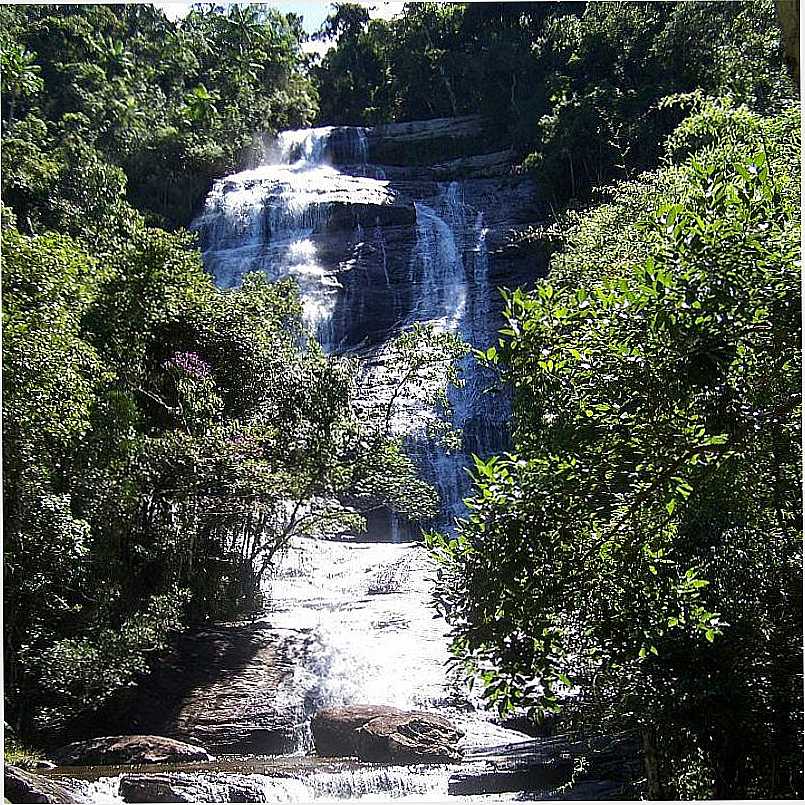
[431,101,802,798]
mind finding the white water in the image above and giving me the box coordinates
[69,538,533,803]
[69,766,533,803]
[267,538,526,749]
[405,180,498,526]
[192,127,389,350]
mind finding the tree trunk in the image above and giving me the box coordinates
[775,0,800,90]
[640,726,667,799]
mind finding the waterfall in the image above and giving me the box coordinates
[192,127,391,351]
[54,124,601,804]
[405,181,496,526]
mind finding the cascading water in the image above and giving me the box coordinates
[405,180,505,526]
[192,126,390,350]
[58,125,590,803]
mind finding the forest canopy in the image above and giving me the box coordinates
[313,0,795,202]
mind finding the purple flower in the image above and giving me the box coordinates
[163,351,212,379]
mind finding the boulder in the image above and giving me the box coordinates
[4,765,80,804]
[355,712,464,764]
[50,735,211,767]
[311,705,464,764]
[118,773,266,803]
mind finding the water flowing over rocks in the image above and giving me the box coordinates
[119,772,268,803]
[191,119,544,529]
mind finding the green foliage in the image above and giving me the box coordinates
[314,1,792,206]
[526,0,794,203]
[431,103,801,798]
[0,3,317,227]
[314,2,561,126]
[3,733,43,770]
[22,590,189,731]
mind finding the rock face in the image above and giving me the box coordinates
[4,764,81,804]
[164,624,313,755]
[433,149,516,179]
[311,705,464,764]
[50,735,211,767]
[119,772,267,803]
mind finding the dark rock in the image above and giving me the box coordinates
[165,624,311,755]
[58,622,311,756]
[499,714,556,738]
[119,774,194,804]
[311,705,394,756]
[51,735,211,767]
[447,760,574,797]
[371,115,484,144]
[433,150,516,179]
[119,772,266,803]
[311,705,464,764]
[4,764,80,804]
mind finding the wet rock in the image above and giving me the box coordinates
[433,150,516,179]
[447,760,573,796]
[311,705,393,755]
[356,712,464,764]
[166,624,313,755]
[371,115,484,145]
[4,764,80,804]
[119,772,266,803]
[51,735,211,767]
[311,705,464,764]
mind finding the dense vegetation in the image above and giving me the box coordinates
[2,2,801,799]
[314,1,794,203]
[0,3,451,741]
[430,68,803,805]
[1,3,317,229]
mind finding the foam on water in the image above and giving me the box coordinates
[192,127,391,350]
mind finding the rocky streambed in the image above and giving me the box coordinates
[10,539,637,803]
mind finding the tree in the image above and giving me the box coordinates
[430,100,802,799]
[775,0,800,86]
